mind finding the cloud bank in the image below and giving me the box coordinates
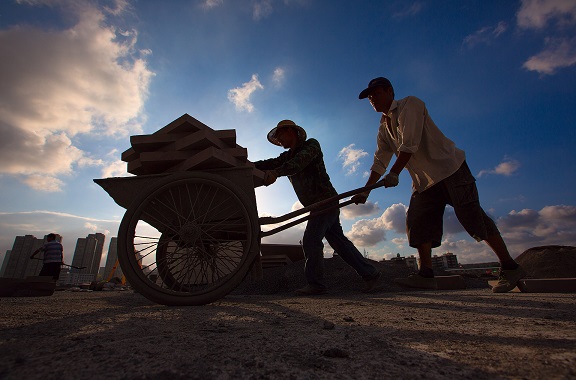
[0,0,153,191]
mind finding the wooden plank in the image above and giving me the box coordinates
[252,167,266,188]
[126,148,248,175]
[121,147,139,162]
[130,133,190,153]
[152,114,212,135]
[174,129,237,151]
[166,146,243,172]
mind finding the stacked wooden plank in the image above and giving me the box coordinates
[121,114,265,186]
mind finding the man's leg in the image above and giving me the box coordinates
[416,241,433,272]
[324,211,378,278]
[445,162,524,292]
[300,213,332,292]
[394,187,444,290]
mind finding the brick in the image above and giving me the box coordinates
[436,275,466,290]
[175,129,237,151]
[517,278,576,293]
[127,148,249,175]
[121,147,139,162]
[166,146,243,172]
[153,113,211,135]
[130,133,190,153]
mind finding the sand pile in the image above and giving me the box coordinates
[515,245,576,278]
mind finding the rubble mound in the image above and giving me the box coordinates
[233,255,488,295]
[515,245,576,279]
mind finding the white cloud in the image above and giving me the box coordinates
[227,74,264,112]
[517,0,576,29]
[522,37,576,74]
[463,21,508,48]
[272,67,285,87]
[253,0,273,20]
[101,160,131,178]
[516,0,576,74]
[346,203,407,247]
[343,198,576,264]
[393,2,423,18]
[477,158,520,177]
[380,203,408,233]
[498,205,576,248]
[347,218,386,247]
[338,144,368,175]
[22,175,65,192]
[341,201,380,220]
[440,204,576,263]
[0,1,153,190]
[202,0,224,9]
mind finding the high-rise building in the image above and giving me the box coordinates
[69,233,105,283]
[1,250,12,276]
[1,235,60,278]
[103,237,123,280]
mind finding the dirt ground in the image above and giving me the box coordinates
[1,287,575,380]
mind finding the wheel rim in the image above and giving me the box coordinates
[122,175,255,297]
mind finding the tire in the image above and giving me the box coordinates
[117,172,259,306]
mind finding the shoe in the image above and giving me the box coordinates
[394,273,437,290]
[492,265,526,293]
[295,285,328,295]
[362,271,382,292]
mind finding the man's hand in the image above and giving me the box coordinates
[383,172,399,187]
[263,170,278,186]
[352,191,369,204]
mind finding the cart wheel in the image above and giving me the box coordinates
[117,172,259,306]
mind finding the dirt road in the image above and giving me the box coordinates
[1,288,575,379]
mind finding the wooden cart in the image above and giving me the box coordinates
[95,114,385,306]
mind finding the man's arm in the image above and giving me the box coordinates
[352,151,413,204]
[352,170,382,204]
[30,248,41,259]
[389,151,412,175]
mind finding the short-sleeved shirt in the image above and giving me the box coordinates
[254,138,337,207]
[371,96,466,193]
[40,241,64,264]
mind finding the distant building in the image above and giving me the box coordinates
[389,253,419,270]
[405,255,419,271]
[0,250,11,276]
[70,233,105,284]
[431,252,459,269]
[1,235,60,279]
[103,237,123,280]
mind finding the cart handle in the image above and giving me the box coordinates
[259,179,387,237]
[31,257,86,270]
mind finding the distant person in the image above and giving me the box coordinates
[30,233,64,281]
[352,77,525,292]
[254,120,381,295]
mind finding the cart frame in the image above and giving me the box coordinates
[95,168,385,306]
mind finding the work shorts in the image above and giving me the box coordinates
[406,161,500,248]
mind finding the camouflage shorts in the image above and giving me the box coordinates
[406,161,500,248]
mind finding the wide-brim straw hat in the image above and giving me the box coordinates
[267,119,307,146]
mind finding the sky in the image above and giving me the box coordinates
[1,0,575,267]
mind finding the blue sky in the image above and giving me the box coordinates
[1,0,575,266]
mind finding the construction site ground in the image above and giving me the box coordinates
[1,286,575,380]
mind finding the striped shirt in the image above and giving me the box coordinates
[40,241,64,264]
[255,138,338,207]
